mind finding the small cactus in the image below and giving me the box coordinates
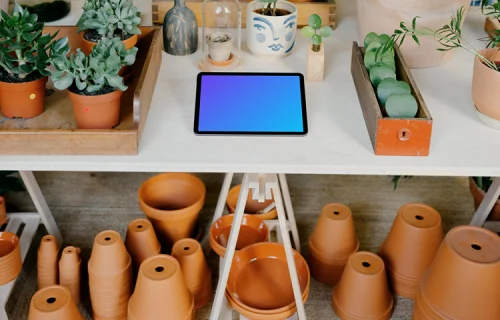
[301,14,333,52]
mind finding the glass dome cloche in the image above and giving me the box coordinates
[199,0,242,71]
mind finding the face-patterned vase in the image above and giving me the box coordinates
[163,0,198,56]
[246,0,298,59]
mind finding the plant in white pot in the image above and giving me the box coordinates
[246,0,298,58]
[206,32,233,64]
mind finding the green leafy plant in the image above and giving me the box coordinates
[301,14,333,52]
[90,37,138,66]
[77,0,141,39]
[482,0,500,20]
[256,0,280,16]
[0,3,70,80]
[0,172,25,195]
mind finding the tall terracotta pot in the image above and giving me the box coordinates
[28,285,84,320]
[472,49,500,129]
[80,32,138,55]
[59,246,81,304]
[0,77,48,119]
[68,89,123,129]
[357,0,471,69]
[469,178,500,221]
[38,235,59,290]
[125,218,161,271]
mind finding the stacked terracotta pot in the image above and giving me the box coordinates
[413,225,500,319]
[38,235,59,289]
[0,231,22,285]
[125,218,161,273]
[225,242,310,319]
[226,184,278,220]
[308,203,359,285]
[59,246,81,304]
[28,285,84,320]
[88,230,132,320]
[129,254,195,320]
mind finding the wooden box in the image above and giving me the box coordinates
[0,26,162,155]
[351,42,433,156]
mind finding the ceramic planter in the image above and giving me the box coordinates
[128,254,195,320]
[0,77,48,119]
[59,246,81,304]
[472,49,500,129]
[0,196,6,226]
[414,225,500,319]
[80,32,138,56]
[469,178,500,221]
[306,44,325,82]
[28,285,84,320]
[378,203,442,299]
[125,218,161,271]
[206,32,233,63]
[0,232,22,286]
[172,238,212,309]
[357,0,471,69]
[37,235,59,290]
[332,251,394,320]
[227,184,277,220]
[67,89,123,130]
[210,214,269,258]
[138,173,206,247]
[246,0,298,59]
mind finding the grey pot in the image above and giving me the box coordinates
[163,0,198,56]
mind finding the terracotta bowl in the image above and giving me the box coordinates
[0,231,22,285]
[226,184,277,220]
[227,242,310,314]
[210,214,269,258]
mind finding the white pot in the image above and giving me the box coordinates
[206,32,233,61]
[357,0,471,69]
[246,0,298,58]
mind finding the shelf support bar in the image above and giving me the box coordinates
[470,177,500,227]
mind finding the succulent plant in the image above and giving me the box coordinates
[256,0,279,16]
[301,14,333,52]
[77,0,141,40]
[369,63,396,87]
[377,78,411,106]
[0,3,70,80]
[90,37,138,67]
[363,32,394,71]
[385,93,418,118]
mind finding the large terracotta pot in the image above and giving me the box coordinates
[0,77,48,118]
[469,177,500,221]
[472,48,500,128]
[68,89,122,129]
[357,0,471,68]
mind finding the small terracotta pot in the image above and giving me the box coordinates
[0,231,22,285]
[80,32,138,55]
[28,285,84,320]
[227,242,310,314]
[469,178,500,221]
[138,173,206,247]
[416,225,500,319]
[0,77,48,119]
[59,246,81,304]
[226,184,277,220]
[172,238,212,309]
[125,219,161,270]
[332,252,394,320]
[0,196,6,226]
[88,230,130,274]
[472,49,500,122]
[379,203,443,299]
[128,254,195,320]
[210,214,269,258]
[38,235,59,290]
[68,89,122,129]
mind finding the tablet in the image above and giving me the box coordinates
[194,72,307,135]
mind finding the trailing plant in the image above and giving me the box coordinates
[0,3,70,80]
[77,0,141,39]
[301,14,333,52]
[0,172,25,195]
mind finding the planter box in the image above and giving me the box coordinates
[0,26,162,155]
[351,42,433,156]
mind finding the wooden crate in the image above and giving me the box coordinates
[351,42,433,157]
[152,0,337,29]
[0,26,162,155]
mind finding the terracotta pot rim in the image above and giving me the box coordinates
[0,76,47,91]
[308,237,359,262]
[0,232,20,260]
[67,87,123,102]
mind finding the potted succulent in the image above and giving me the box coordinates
[47,37,138,129]
[301,14,332,82]
[0,4,69,119]
[246,0,298,58]
[206,32,233,65]
[76,0,142,55]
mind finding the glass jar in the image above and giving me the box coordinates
[13,0,71,22]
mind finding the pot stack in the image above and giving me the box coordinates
[28,285,84,320]
[0,231,22,285]
[37,235,59,289]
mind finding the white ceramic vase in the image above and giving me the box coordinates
[246,0,298,59]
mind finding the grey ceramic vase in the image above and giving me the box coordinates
[163,0,198,55]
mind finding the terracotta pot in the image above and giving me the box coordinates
[125,218,161,270]
[0,231,22,285]
[379,203,443,299]
[0,196,6,226]
[68,89,123,129]
[138,173,206,247]
[469,178,500,221]
[80,32,138,55]
[28,285,84,320]
[227,242,310,314]
[59,246,81,304]
[0,77,48,119]
[416,225,500,319]
[119,65,133,83]
[357,0,471,69]
[226,184,277,220]
[38,235,59,290]
[210,214,269,258]
[172,238,213,309]
[128,254,195,320]
[472,49,500,124]
[332,251,394,320]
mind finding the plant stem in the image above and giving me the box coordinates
[272,1,276,16]
[312,44,320,52]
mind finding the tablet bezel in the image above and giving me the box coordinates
[194,72,308,136]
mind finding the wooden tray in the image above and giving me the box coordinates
[0,26,162,155]
[351,42,433,157]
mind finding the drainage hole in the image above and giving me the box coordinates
[471,244,482,251]
[184,247,190,251]
[362,262,371,268]
[137,225,143,229]
[155,266,164,272]
[333,211,340,215]
[105,237,111,241]
[46,297,56,304]
[415,215,424,220]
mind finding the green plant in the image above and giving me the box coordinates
[482,0,500,20]
[300,14,333,52]
[77,0,141,39]
[391,176,412,190]
[0,172,25,195]
[0,3,70,80]
[256,0,280,16]
[90,37,138,66]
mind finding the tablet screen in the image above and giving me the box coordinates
[194,73,307,135]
